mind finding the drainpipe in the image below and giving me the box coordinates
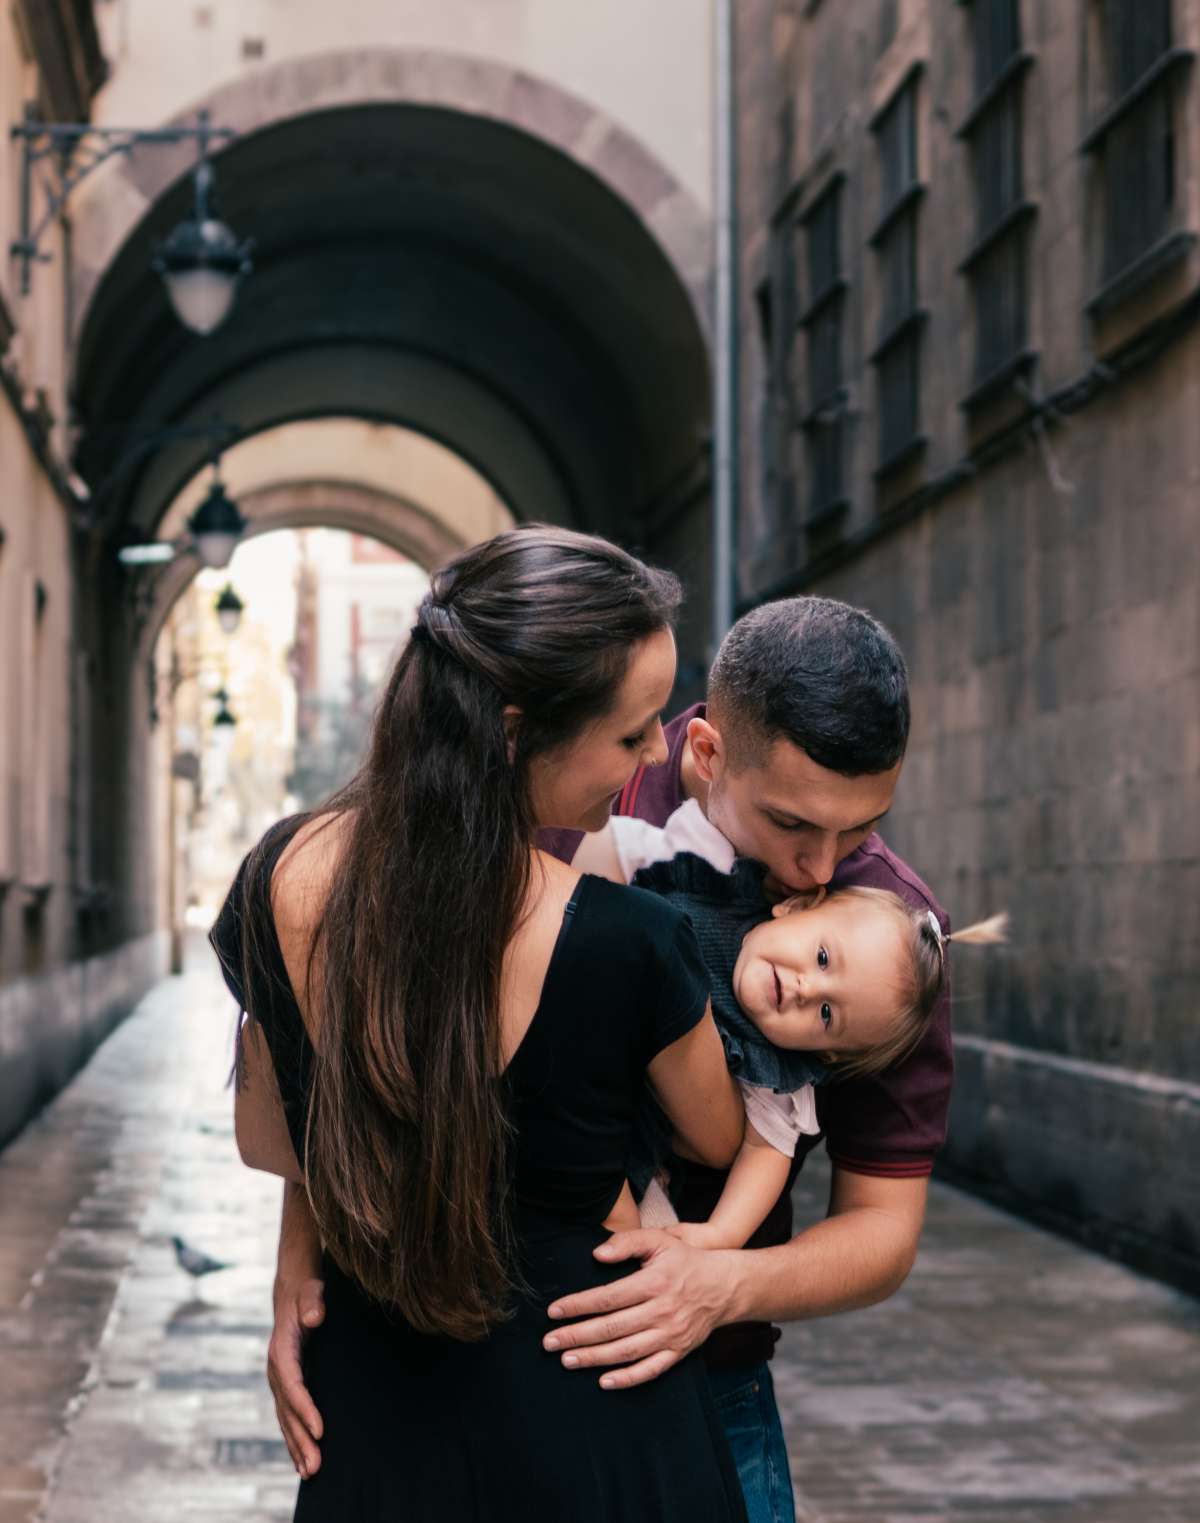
[712,0,739,651]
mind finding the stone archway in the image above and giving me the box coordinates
[72,53,713,549]
[73,47,712,343]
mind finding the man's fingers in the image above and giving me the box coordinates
[547,1270,658,1322]
[598,1349,681,1390]
[544,1304,655,1352]
[557,1330,668,1370]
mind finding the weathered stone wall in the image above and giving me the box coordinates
[735,0,1200,1288]
[815,357,1200,1288]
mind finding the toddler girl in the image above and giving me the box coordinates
[582,800,1006,1247]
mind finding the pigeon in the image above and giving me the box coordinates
[172,1235,232,1279]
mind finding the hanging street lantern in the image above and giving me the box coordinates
[215,583,245,635]
[153,160,254,336]
[9,108,244,326]
[212,687,238,727]
[187,477,247,569]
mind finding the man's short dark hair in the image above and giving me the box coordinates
[708,596,910,776]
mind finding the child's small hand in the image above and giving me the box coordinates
[667,1221,730,1250]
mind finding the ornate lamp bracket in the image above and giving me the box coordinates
[9,105,235,295]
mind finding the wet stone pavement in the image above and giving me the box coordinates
[1,955,1198,1523]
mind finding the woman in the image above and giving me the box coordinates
[211,526,748,1521]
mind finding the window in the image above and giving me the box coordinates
[870,73,925,472]
[878,84,917,211]
[754,215,800,559]
[1103,90,1175,282]
[1103,0,1172,96]
[801,181,848,521]
[806,187,840,301]
[876,337,920,467]
[971,0,1021,96]
[959,0,1035,391]
[19,573,51,893]
[1085,0,1193,294]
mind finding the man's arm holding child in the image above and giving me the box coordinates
[542,1168,927,1388]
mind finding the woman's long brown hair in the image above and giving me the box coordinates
[232,526,680,1339]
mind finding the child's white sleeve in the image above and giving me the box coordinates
[607,816,671,882]
[738,1081,820,1157]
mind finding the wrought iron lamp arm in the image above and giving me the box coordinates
[9,106,235,295]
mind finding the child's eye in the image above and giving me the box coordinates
[817,947,829,968]
[820,1003,833,1028]
[621,732,646,751]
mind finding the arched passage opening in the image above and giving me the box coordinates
[156,519,445,971]
[132,418,513,662]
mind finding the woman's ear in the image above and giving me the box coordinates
[502,705,522,764]
[770,885,827,919]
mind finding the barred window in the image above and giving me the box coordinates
[960,0,1033,391]
[1103,0,1172,96]
[760,228,797,543]
[801,180,848,520]
[1086,0,1190,292]
[807,190,840,301]
[876,331,920,469]
[1103,92,1175,282]
[879,216,917,332]
[971,0,1021,96]
[973,91,1023,233]
[973,237,1027,384]
[870,73,924,471]
[877,83,917,209]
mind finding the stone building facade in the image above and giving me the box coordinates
[734,0,1200,1288]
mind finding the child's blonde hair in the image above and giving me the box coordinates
[823,886,1008,1080]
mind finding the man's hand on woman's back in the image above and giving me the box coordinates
[542,1229,740,1388]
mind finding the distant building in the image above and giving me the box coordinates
[734,0,1200,1289]
[288,531,428,807]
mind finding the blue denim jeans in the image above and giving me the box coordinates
[707,1363,795,1523]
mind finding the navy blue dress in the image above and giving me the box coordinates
[212,830,747,1523]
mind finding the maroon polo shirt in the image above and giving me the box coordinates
[542,704,953,1370]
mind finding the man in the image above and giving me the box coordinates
[267,597,951,1523]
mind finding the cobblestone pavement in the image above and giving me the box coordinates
[1,956,1197,1523]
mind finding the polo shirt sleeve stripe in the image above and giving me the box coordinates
[825,1151,936,1179]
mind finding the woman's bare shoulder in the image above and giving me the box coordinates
[271,810,356,932]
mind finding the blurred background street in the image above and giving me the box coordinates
[1,0,1197,1517]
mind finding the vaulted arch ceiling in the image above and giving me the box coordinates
[73,78,712,549]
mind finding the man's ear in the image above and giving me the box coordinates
[687,716,724,785]
[502,705,522,764]
[770,885,827,919]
